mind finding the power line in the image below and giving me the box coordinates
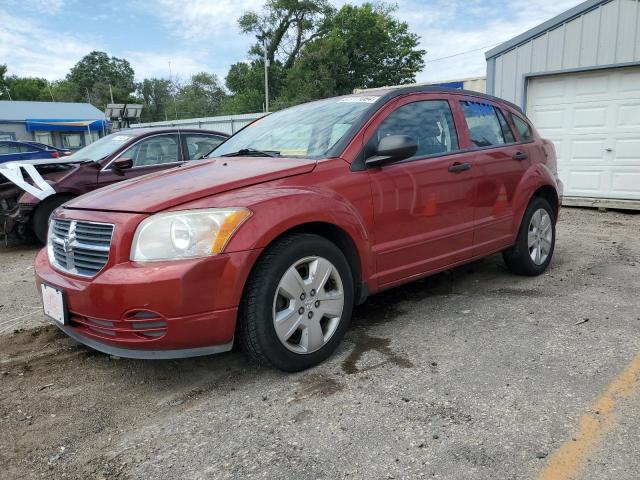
[424,41,505,64]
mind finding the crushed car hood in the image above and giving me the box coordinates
[67,157,318,213]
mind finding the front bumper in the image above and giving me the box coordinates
[34,244,262,359]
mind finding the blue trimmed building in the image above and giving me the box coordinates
[0,100,109,150]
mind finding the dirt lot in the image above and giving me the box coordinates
[1,207,639,480]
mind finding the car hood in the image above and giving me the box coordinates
[66,157,318,213]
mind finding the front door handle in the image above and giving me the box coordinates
[448,162,472,173]
[512,151,528,161]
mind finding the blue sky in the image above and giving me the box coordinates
[1,0,584,85]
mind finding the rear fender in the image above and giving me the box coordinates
[511,163,560,232]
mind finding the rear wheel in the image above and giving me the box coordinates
[238,233,354,371]
[502,197,556,276]
[32,194,75,244]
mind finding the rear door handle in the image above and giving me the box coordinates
[512,151,528,161]
[448,162,472,173]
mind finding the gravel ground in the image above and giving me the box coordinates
[1,207,639,480]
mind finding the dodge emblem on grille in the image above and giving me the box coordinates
[63,221,76,253]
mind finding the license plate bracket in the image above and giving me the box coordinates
[41,283,68,326]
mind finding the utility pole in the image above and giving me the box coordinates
[5,87,12,101]
[109,84,114,104]
[263,38,270,112]
[168,61,178,120]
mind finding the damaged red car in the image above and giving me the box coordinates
[34,86,562,371]
[0,127,227,242]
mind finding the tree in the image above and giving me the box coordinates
[223,60,284,114]
[4,76,52,101]
[239,0,333,68]
[0,64,8,99]
[137,78,173,122]
[67,51,136,108]
[175,72,226,118]
[280,3,425,105]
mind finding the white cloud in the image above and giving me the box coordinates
[0,9,97,80]
[124,50,227,81]
[150,0,264,42]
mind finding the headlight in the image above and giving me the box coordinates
[130,208,251,261]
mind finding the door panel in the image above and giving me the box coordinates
[369,152,476,287]
[366,95,476,288]
[457,99,529,256]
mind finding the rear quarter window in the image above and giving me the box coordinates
[511,114,533,142]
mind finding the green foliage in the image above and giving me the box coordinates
[229,1,425,111]
[175,72,226,118]
[67,51,136,108]
[4,76,53,101]
[137,78,173,122]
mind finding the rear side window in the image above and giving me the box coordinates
[461,101,507,148]
[184,134,225,160]
[511,114,533,142]
[375,100,459,159]
[496,109,515,143]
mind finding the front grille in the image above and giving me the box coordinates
[49,218,114,277]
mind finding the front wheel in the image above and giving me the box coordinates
[237,233,354,372]
[32,194,75,244]
[502,197,556,276]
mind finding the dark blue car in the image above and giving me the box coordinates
[0,140,62,164]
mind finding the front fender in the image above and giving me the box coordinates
[175,184,375,286]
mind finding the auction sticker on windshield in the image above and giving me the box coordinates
[41,284,67,325]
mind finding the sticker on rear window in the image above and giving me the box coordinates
[338,96,380,103]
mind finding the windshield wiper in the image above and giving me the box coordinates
[220,148,280,158]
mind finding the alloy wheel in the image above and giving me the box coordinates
[272,256,344,354]
[527,208,553,265]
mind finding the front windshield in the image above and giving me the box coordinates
[66,132,137,162]
[211,96,379,159]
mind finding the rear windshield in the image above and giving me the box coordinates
[66,133,137,162]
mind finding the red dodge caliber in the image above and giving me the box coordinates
[35,86,562,371]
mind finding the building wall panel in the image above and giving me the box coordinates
[487,0,640,106]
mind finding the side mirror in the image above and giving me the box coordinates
[365,135,418,168]
[112,158,133,174]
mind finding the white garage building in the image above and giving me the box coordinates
[486,0,640,209]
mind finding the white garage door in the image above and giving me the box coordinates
[526,67,640,201]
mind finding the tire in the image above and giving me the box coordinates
[32,195,75,244]
[502,196,556,276]
[237,233,354,372]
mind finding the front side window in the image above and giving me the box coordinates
[184,134,226,160]
[461,101,507,148]
[374,100,459,159]
[120,134,181,167]
[211,96,376,159]
[511,114,533,142]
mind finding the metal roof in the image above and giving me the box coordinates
[485,0,609,59]
[0,100,105,121]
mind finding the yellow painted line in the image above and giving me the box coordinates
[538,352,640,480]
